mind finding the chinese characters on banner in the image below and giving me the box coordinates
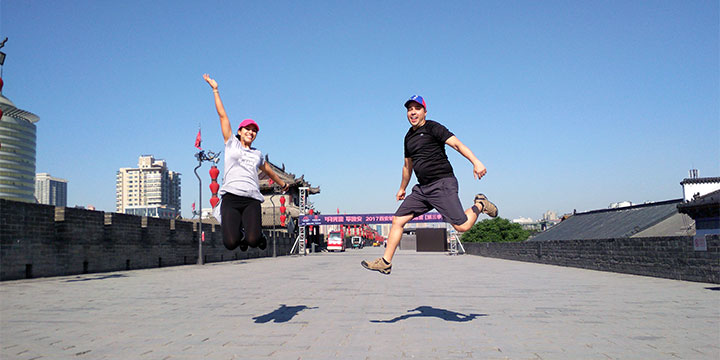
[299,213,443,226]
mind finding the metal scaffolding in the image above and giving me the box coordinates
[291,187,309,255]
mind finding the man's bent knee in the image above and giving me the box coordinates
[452,222,473,232]
[391,215,413,228]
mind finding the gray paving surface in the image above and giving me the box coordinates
[1,247,719,360]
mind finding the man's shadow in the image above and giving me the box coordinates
[253,304,318,323]
[371,306,487,323]
[65,274,127,282]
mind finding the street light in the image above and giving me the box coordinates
[193,149,220,265]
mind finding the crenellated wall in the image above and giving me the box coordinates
[4,199,718,283]
[1,199,296,281]
[463,235,720,284]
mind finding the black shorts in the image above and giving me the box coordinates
[394,177,468,225]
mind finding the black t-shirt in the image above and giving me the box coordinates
[404,120,455,185]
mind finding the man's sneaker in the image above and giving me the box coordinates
[361,257,392,275]
[474,193,498,217]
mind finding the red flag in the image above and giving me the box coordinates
[194,129,202,150]
[192,202,196,211]
[337,208,340,214]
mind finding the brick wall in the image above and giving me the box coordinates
[0,199,297,281]
[463,236,720,284]
[5,199,718,283]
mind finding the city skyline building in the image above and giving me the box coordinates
[116,155,181,219]
[543,210,558,221]
[35,172,67,206]
[0,77,40,203]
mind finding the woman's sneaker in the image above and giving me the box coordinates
[239,241,249,251]
[474,194,498,217]
[258,233,267,250]
[239,229,248,251]
[361,257,392,275]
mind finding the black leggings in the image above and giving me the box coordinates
[220,193,262,250]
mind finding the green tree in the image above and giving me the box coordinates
[461,217,529,243]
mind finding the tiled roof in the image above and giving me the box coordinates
[258,158,320,194]
[528,199,683,241]
[677,189,720,218]
[679,177,720,185]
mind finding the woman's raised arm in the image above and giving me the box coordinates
[203,74,233,142]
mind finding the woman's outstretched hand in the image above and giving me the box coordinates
[203,74,218,90]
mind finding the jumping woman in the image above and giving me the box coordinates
[203,74,289,251]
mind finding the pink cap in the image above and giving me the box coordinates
[238,119,259,131]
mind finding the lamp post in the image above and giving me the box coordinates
[193,149,220,265]
[0,37,7,77]
[269,191,277,258]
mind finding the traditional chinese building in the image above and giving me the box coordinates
[257,156,320,230]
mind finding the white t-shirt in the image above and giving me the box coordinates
[219,135,265,203]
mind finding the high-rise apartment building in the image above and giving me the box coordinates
[116,155,181,218]
[35,173,67,206]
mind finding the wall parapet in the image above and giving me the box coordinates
[463,236,719,284]
[1,199,296,281]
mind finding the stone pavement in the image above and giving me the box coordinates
[1,247,718,360]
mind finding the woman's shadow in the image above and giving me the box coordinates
[371,306,487,323]
[253,304,318,323]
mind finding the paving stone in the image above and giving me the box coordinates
[1,248,719,359]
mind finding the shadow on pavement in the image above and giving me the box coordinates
[64,274,128,282]
[370,306,487,323]
[253,304,318,323]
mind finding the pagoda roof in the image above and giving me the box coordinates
[258,156,320,194]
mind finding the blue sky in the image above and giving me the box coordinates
[2,0,718,220]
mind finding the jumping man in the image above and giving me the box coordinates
[361,95,497,274]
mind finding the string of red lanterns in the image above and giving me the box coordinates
[209,165,220,209]
[308,208,314,234]
[279,196,286,227]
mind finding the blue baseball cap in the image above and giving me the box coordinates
[404,95,426,110]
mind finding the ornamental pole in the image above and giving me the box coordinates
[193,149,221,265]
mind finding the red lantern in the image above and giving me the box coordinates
[280,214,286,227]
[309,209,314,215]
[279,196,286,205]
[209,195,219,208]
[209,166,219,180]
[280,205,286,214]
[209,182,220,194]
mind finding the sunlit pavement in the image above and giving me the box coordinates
[1,247,718,359]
